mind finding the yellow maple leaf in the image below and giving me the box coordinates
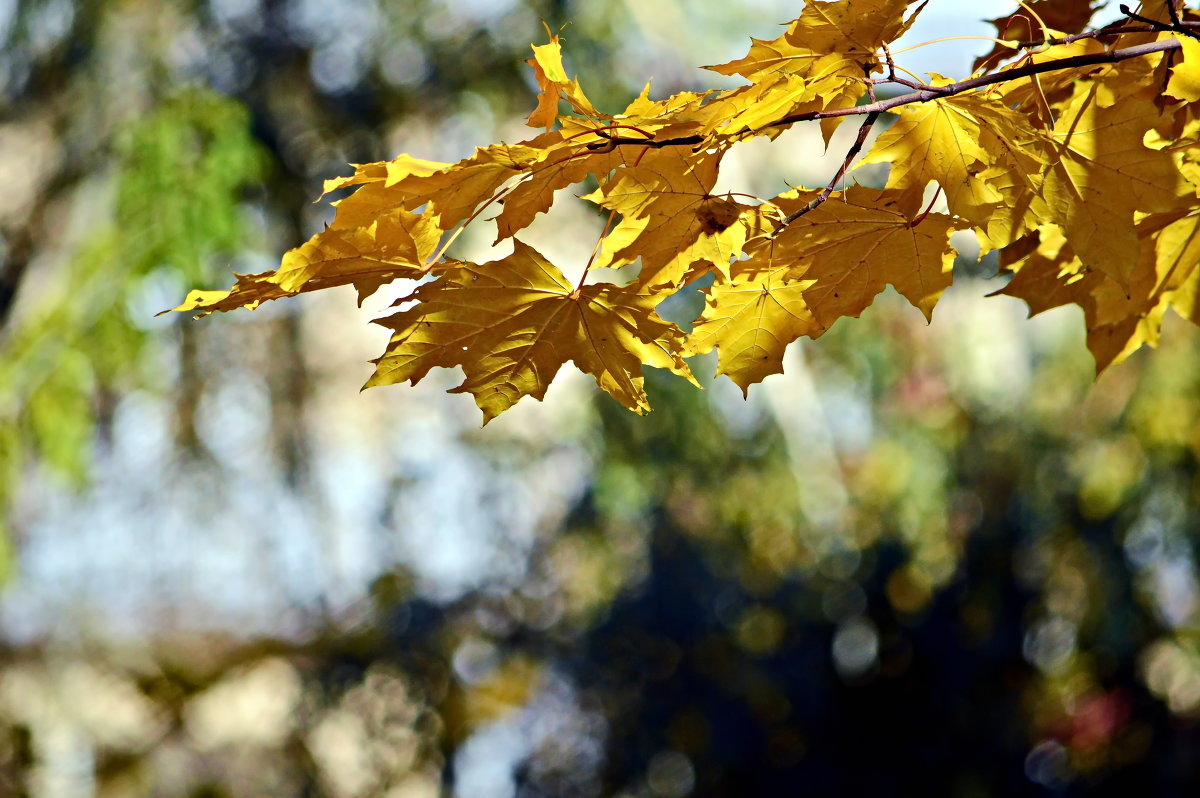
[493,139,658,242]
[1167,35,1200,103]
[861,87,1001,214]
[990,38,1109,121]
[319,153,451,198]
[1000,211,1200,370]
[703,1,922,141]
[686,256,821,393]
[327,139,556,235]
[1041,73,1188,285]
[366,241,694,422]
[763,187,962,328]
[582,149,763,288]
[617,82,712,130]
[684,187,959,391]
[171,207,440,316]
[710,0,923,77]
[704,61,863,142]
[861,85,1052,252]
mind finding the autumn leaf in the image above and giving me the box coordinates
[493,138,656,243]
[709,0,923,77]
[319,154,451,199]
[1000,210,1200,370]
[581,148,740,287]
[764,188,962,328]
[704,0,924,140]
[171,207,440,316]
[328,139,555,236]
[860,84,1052,251]
[525,32,601,129]
[1041,69,1188,285]
[686,256,821,393]
[1167,35,1200,102]
[685,188,960,391]
[366,241,694,422]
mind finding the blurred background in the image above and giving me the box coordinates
[2,0,1200,796]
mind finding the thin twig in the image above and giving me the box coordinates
[584,134,704,150]
[1167,0,1184,28]
[1120,3,1200,41]
[775,111,880,230]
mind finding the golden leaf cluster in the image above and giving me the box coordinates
[174,0,1200,421]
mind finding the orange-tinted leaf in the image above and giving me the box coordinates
[525,34,601,130]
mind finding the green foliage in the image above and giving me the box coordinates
[0,89,265,570]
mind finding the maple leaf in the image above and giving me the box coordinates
[493,138,659,243]
[366,241,694,422]
[987,38,1111,128]
[685,258,821,393]
[1167,35,1200,102]
[524,32,601,129]
[172,207,440,316]
[710,0,923,76]
[701,55,867,142]
[327,139,557,237]
[319,154,450,200]
[1000,209,1200,370]
[582,148,766,288]
[704,0,925,141]
[764,187,962,328]
[686,188,960,390]
[861,83,1053,252]
[1041,68,1188,285]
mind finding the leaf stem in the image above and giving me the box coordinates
[912,185,943,226]
[426,179,523,266]
[889,35,1022,55]
[576,207,619,292]
[563,123,655,145]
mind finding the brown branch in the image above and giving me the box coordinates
[585,134,704,150]
[760,38,1183,132]
[568,34,1189,246]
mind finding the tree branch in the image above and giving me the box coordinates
[760,38,1183,132]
